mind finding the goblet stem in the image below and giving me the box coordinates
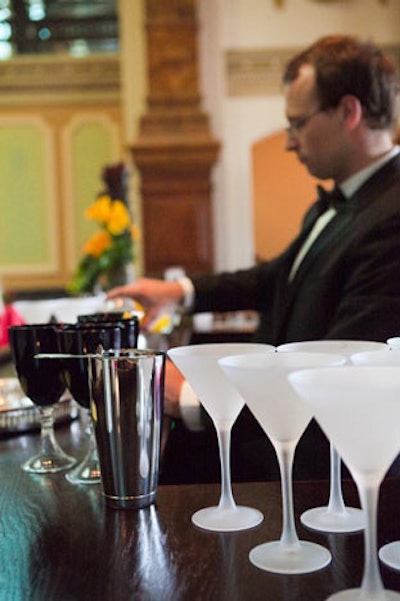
[40,406,63,454]
[215,420,236,511]
[356,474,384,596]
[275,440,300,548]
[327,445,347,513]
[22,405,76,473]
[66,411,101,485]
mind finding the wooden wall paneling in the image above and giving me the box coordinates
[131,0,220,277]
[139,153,214,274]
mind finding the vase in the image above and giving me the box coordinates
[104,263,135,290]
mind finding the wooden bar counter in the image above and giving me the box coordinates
[0,418,400,600]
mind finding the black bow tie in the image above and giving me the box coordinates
[316,185,347,212]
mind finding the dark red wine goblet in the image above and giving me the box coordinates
[77,312,139,350]
[8,323,77,474]
[56,323,123,484]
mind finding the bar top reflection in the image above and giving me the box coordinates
[0,419,399,600]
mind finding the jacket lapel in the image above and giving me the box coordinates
[288,209,353,289]
[272,154,400,340]
[287,153,400,291]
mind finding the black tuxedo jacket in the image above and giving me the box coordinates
[184,154,400,482]
[193,153,400,346]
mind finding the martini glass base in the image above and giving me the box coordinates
[249,540,331,574]
[300,506,364,533]
[22,450,76,474]
[191,505,263,532]
[326,589,400,600]
[379,541,400,571]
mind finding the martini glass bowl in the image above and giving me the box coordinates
[350,349,400,572]
[289,365,400,600]
[219,351,345,574]
[277,339,386,533]
[168,342,274,532]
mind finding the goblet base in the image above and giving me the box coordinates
[326,588,400,600]
[300,506,364,533]
[379,541,400,571]
[249,540,331,574]
[66,454,101,485]
[191,505,263,532]
[22,450,76,474]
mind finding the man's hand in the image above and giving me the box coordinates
[106,277,184,330]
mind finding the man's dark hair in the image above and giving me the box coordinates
[283,35,399,130]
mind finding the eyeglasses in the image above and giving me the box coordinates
[285,108,324,138]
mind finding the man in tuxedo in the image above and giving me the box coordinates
[108,35,400,481]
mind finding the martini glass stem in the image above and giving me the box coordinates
[327,445,347,513]
[215,421,236,511]
[356,474,384,595]
[276,440,300,548]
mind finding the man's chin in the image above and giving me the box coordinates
[303,162,326,179]
[298,155,310,168]
[299,157,313,173]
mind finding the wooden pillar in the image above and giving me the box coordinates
[131,0,220,277]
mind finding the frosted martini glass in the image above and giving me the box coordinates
[351,350,400,572]
[290,365,400,601]
[387,337,400,350]
[219,351,345,574]
[277,340,386,533]
[168,342,274,532]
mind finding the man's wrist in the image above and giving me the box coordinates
[177,277,195,312]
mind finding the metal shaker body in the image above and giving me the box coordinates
[89,350,165,509]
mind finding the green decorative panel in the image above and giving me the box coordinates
[71,121,115,260]
[0,122,55,272]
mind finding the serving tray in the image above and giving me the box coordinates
[0,378,79,435]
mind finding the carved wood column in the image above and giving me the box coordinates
[131,0,220,276]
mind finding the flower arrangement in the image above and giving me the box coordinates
[69,194,140,294]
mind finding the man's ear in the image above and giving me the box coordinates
[339,94,363,129]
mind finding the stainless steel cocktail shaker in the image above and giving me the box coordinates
[89,350,165,509]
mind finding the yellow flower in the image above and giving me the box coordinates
[107,200,131,235]
[70,192,140,294]
[85,195,112,224]
[83,230,112,258]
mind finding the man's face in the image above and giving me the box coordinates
[284,64,345,181]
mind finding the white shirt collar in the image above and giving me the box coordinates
[340,145,400,199]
